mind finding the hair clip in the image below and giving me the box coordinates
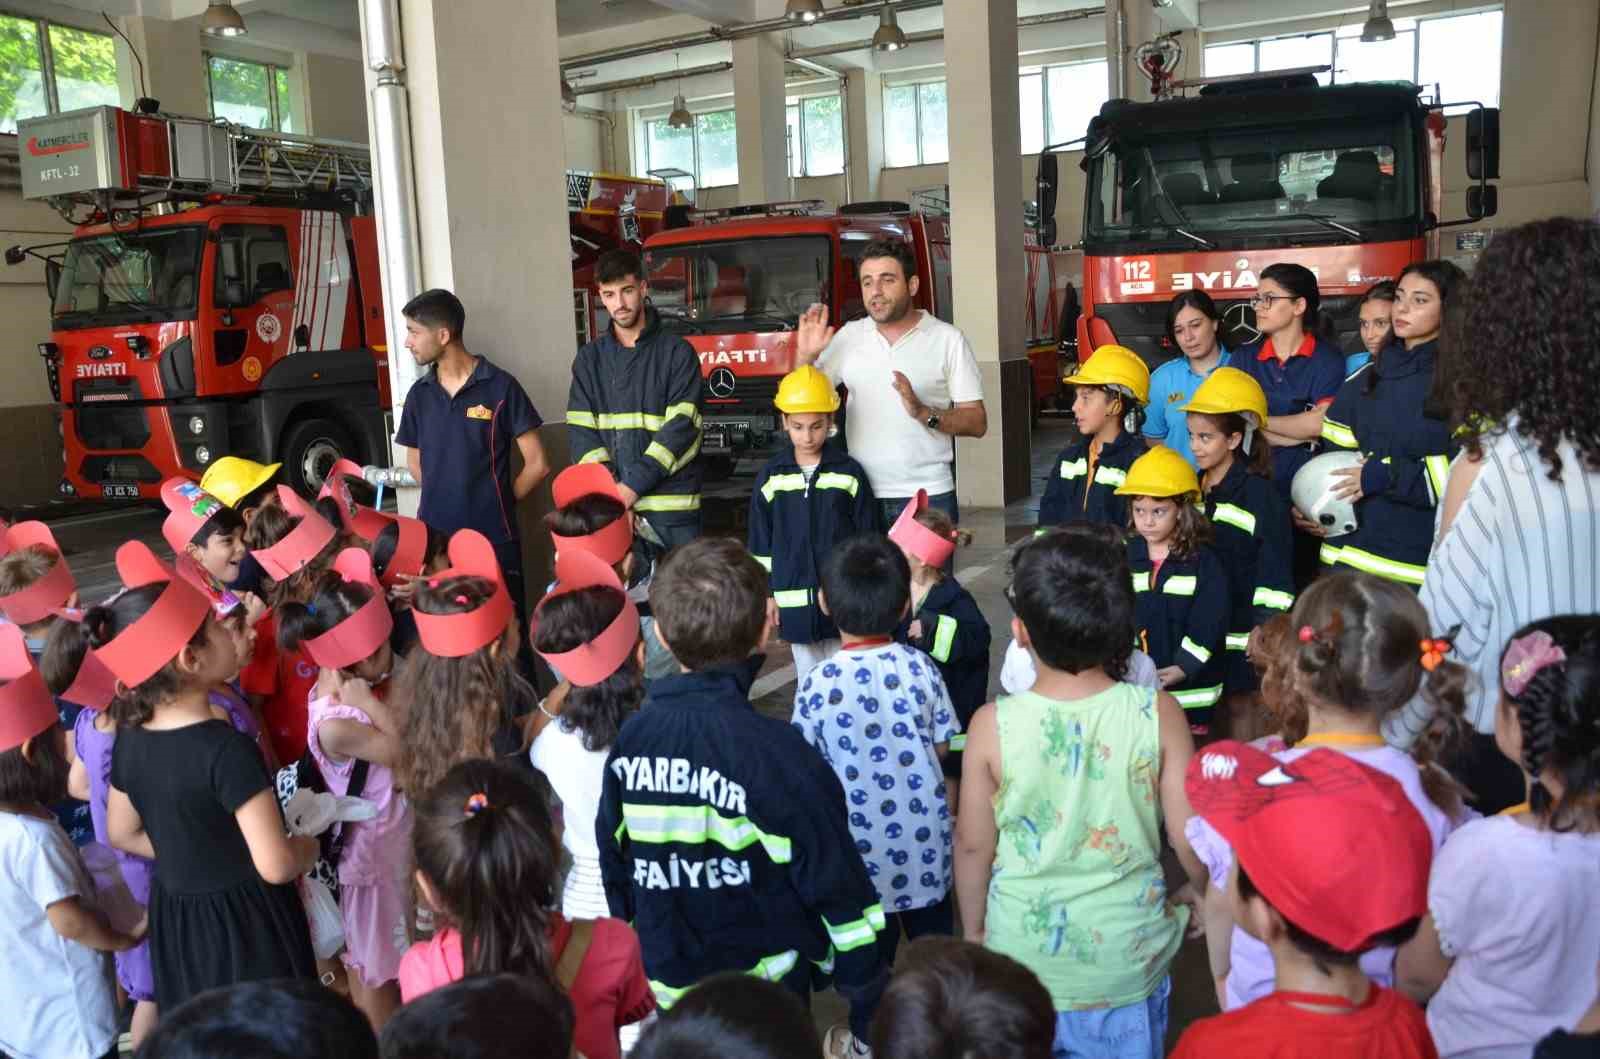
[464,792,489,817]
[1502,630,1567,696]
[305,601,318,616]
[1419,637,1453,672]
[455,594,470,606]
[1297,625,1316,643]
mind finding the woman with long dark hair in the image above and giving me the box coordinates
[1312,259,1466,589]
[1143,290,1234,466]
[1384,217,1600,813]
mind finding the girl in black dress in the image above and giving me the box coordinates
[95,544,318,1011]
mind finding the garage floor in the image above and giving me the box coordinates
[36,416,1217,1046]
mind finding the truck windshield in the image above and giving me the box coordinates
[52,226,205,327]
[644,235,831,334]
[1084,110,1420,250]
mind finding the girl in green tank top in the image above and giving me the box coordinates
[955,528,1208,1040]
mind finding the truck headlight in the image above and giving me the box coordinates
[195,446,211,465]
[189,416,206,436]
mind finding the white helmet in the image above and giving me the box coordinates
[1292,450,1364,538]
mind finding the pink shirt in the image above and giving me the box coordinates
[1187,740,1470,1010]
[1425,815,1600,1058]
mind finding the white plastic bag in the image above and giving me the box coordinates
[300,876,345,960]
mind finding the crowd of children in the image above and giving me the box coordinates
[4,254,1600,1059]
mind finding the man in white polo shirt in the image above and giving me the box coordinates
[795,239,988,536]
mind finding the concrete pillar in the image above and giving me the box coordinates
[845,67,884,203]
[393,0,574,593]
[945,0,1030,508]
[732,34,789,203]
[114,16,209,115]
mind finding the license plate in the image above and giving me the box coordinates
[100,482,141,499]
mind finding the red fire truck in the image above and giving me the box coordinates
[8,104,670,501]
[1039,71,1500,365]
[641,197,1070,475]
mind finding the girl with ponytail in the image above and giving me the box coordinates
[1398,616,1600,1058]
[400,758,654,1059]
[1190,570,1474,1013]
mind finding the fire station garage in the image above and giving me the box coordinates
[2,0,1600,1053]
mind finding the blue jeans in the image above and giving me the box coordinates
[1051,975,1170,1059]
[878,491,960,574]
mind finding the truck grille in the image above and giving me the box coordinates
[702,373,781,415]
[79,454,161,483]
[76,405,152,451]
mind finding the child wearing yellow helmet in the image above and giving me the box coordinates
[1116,446,1230,732]
[1038,345,1153,531]
[1181,368,1295,739]
[748,366,878,677]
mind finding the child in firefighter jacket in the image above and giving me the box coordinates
[1038,345,1152,530]
[597,538,888,1042]
[748,367,879,679]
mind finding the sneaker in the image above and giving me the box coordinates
[824,1023,872,1059]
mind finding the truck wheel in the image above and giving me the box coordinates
[280,417,359,497]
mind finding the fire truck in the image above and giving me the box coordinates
[8,104,669,501]
[1038,71,1501,365]
[641,196,1071,475]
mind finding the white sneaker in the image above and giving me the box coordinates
[823,1023,872,1059]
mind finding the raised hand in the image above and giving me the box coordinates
[795,303,836,364]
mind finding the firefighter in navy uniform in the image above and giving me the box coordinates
[1038,344,1152,530]
[1116,446,1231,730]
[597,538,887,1052]
[568,249,704,551]
[748,366,879,678]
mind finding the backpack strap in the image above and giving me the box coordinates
[555,918,596,992]
[324,756,371,870]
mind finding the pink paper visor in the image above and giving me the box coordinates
[413,530,515,658]
[303,549,394,671]
[160,476,226,556]
[888,490,956,569]
[376,513,430,588]
[532,550,639,686]
[549,463,633,566]
[96,542,213,689]
[317,460,392,541]
[0,521,77,626]
[252,486,338,582]
[0,623,59,752]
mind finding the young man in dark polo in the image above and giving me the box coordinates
[395,288,549,614]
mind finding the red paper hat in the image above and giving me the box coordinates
[96,542,213,689]
[414,530,514,658]
[252,486,338,582]
[317,459,392,541]
[533,549,639,686]
[172,554,243,619]
[888,490,956,569]
[304,549,395,671]
[160,476,226,556]
[1185,741,1432,953]
[549,464,632,566]
[60,644,118,712]
[374,513,430,588]
[0,521,77,626]
[0,623,59,752]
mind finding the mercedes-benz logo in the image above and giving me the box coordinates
[1222,301,1261,348]
[707,367,737,399]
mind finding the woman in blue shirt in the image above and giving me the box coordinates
[1144,291,1231,467]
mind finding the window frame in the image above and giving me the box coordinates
[882,75,948,169]
[204,52,294,133]
[0,10,119,135]
[784,91,844,180]
[1035,56,1111,154]
[640,104,740,189]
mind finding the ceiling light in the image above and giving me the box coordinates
[1360,0,1396,42]
[872,4,907,52]
[785,0,826,23]
[668,94,694,129]
[201,0,247,37]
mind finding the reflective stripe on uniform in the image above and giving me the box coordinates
[948,733,966,752]
[1163,575,1198,596]
[1328,544,1427,586]
[645,441,675,470]
[1253,586,1295,611]
[635,493,702,513]
[1321,417,1358,449]
[1058,457,1088,480]
[1319,543,1342,566]
[1226,632,1251,651]
[1131,571,1151,593]
[620,803,793,862]
[1172,684,1223,710]
[663,401,703,427]
[774,588,812,608]
[672,435,702,473]
[567,409,598,428]
[814,472,861,495]
[1181,636,1212,664]
[1094,465,1127,488]
[752,554,773,572]
[577,446,611,464]
[1424,454,1450,506]
[823,904,887,953]
[761,473,809,502]
[930,614,958,663]
[650,948,800,1008]
[1212,503,1257,536]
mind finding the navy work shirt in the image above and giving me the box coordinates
[1236,333,1346,499]
[395,356,542,545]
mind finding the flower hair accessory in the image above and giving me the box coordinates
[1419,637,1453,672]
[1502,630,1567,697]
[1298,625,1317,643]
[464,792,489,817]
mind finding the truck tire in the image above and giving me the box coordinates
[280,417,360,497]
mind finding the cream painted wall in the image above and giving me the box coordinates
[302,53,369,143]
[564,113,610,172]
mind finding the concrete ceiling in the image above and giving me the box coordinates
[557,0,684,37]
[250,0,359,31]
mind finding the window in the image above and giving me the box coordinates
[642,107,740,188]
[53,226,206,327]
[1019,71,1044,155]
[883,80,948,167]
[1204,8,1502,111]
[783,94,844,178]
[1044,60,1110,148]
[206,54,295,132]
[643,235,832,330]
[0,14,118,136]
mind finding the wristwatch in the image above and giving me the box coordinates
[925,410,942,431]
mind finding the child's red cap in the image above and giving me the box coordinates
[1185,740,1432,953]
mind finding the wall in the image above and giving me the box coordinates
[1593,24,1600,217]
[564,112,610,172]
[302,53,369,142]
[0,191,73,506]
